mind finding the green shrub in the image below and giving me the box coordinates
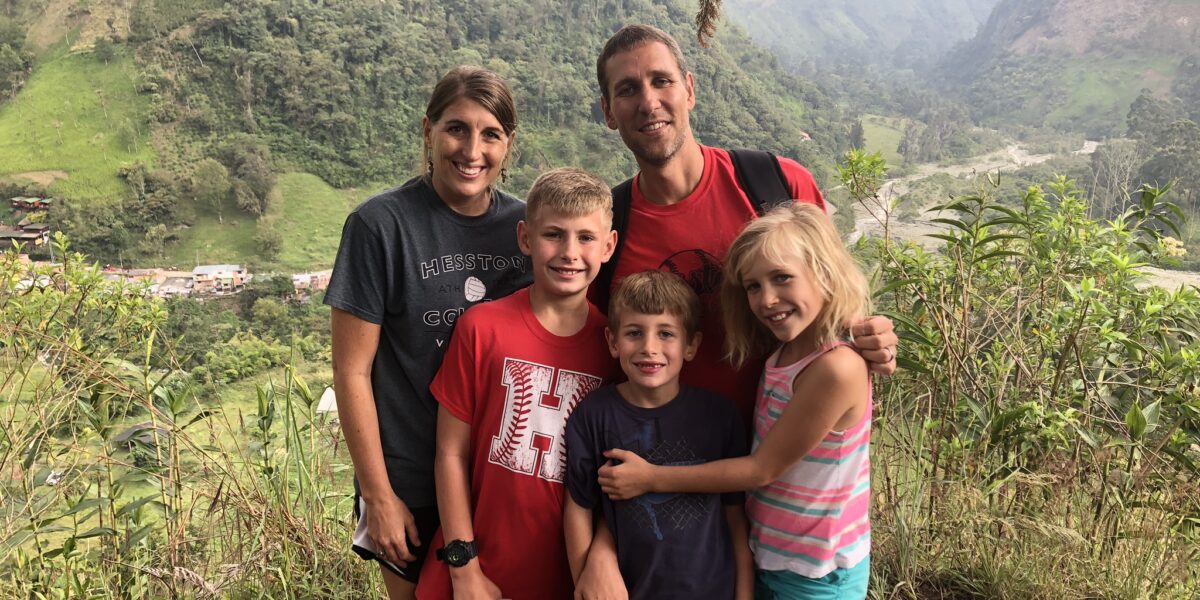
[842,150,1200,598]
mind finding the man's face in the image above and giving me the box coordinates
[600,41,696,167]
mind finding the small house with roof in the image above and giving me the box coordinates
[0,218,51,247]
[192,264,246,293]
[292,270,331,293]
[9,197,54,210]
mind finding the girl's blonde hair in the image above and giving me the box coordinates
[721,203,872,368]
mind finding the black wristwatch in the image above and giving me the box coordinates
[436,539,478,567]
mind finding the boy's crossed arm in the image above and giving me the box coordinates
[564,498,627,600]
[564,406,628,600]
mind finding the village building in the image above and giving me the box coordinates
[292,270,331,293]
[8,197,54,210]
[0,218,51,248]
[192,264,246,293]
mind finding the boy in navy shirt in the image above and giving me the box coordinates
[565,271,752,599]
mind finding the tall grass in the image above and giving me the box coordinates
[0,237,376,599]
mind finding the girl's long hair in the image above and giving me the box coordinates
[721,203,872,368]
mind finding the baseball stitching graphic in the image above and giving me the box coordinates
[489,359,601,482]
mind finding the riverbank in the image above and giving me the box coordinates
[850,141,1199,290]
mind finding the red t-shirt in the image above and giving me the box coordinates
[591,146,824,421]
[417,287,616,600]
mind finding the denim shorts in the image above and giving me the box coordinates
[755,556,870,600]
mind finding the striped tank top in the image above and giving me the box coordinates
[747,341,872,578]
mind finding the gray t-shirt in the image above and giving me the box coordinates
[325,176,531,507]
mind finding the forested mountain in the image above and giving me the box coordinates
[938,0,1200,135]
[0,0,850,266]
[725,0,999,71]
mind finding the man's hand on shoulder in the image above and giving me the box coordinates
[850,315,898,376]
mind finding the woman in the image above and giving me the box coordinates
[326,65,530,600]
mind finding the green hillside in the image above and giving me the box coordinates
[0,42,153,201]
[164,172,362,272]
[0,0,852,268]
[938,0,1200,135]
[860,114,907,164]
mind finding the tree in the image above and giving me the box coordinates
[254,219,282,261]
[250,297,291,339]
[695,0,722,46]
[239,274,296,313]
[849,119,866,149]
[1171,55,1200,122]
[118,162,148,200]
[1127,89,1184,143]
[898,122,924,164]
[236,152,275,203]
[0,18,22,49]
[192,159,231,224]
[0,42,29,97]
[219,139,276,215]
[1138,119,1200,209]
[141,223,169,259]
[1088,139,1143,219]
[93,37,117,64]
[232,179,263,216]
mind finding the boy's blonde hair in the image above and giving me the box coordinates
[608,271,701,340]
[721,203,872,368]
[525,167,613,228]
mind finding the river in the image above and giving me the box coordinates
[848,142,1200,290]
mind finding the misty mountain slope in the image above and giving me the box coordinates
[0,0,853,266]
[940,0,1200,135]
[725,0,1000,70]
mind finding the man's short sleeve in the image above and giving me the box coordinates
[720,405,749,506]
[324,212,390,324]
[778,156,827,212]
[565,398,603,510]
[429,312,479,424]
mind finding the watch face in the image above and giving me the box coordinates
[443,540,473,566]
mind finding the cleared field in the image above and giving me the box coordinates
[0,44,155,201]
[267,173,367,271]
[163,173,366,272]
[1044,56,1180,134]
[861,114,907,165]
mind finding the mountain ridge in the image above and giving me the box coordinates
[725,0,1000,70]
[940,0,1200,134]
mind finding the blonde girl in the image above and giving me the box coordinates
[599,203,874,599]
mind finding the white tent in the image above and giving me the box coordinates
[317,387,338,413]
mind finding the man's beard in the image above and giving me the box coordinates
[629,131,686,168]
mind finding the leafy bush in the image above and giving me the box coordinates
[842,151,1200,597]
[1,238,369,598]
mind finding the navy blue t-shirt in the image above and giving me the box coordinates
[566,385,748,599]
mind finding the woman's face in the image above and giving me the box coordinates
[423,97,514,214]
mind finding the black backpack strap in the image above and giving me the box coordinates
[728,148,791,215]
[594,177,634,313]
